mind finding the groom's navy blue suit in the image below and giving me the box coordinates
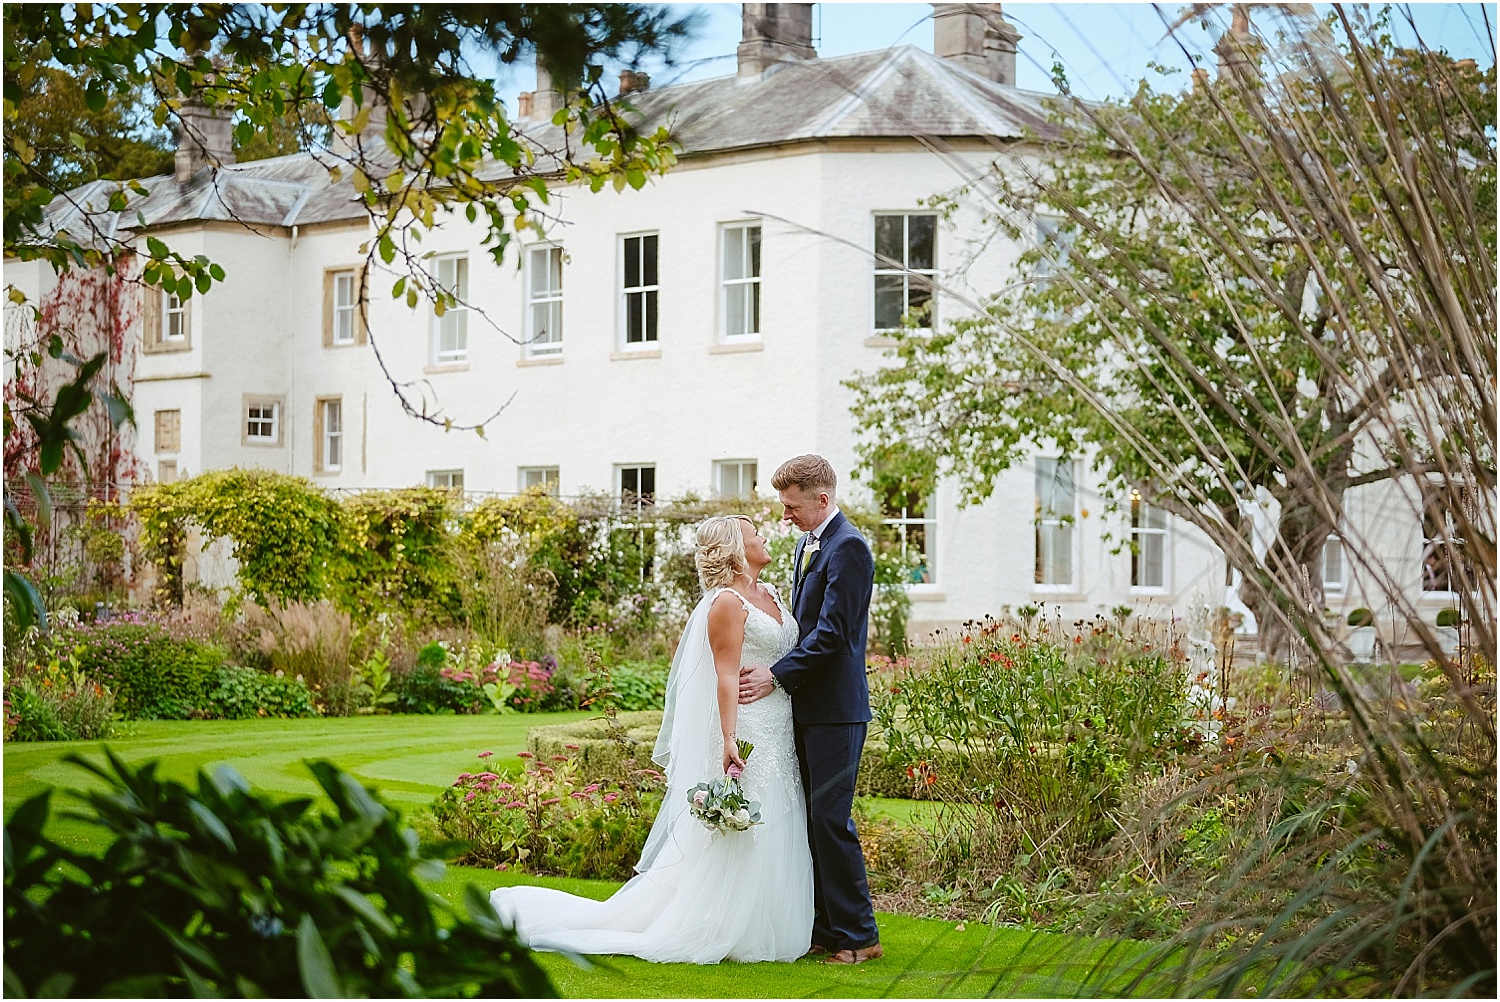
[770,510,880,953]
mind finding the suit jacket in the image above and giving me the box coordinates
[769,511,873,724]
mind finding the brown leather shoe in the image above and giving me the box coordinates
[804,944,830,958]
[823,944,883,965]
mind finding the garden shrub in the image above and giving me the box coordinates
[3,752,552,998]
[603,659,669,711]
[870,625,1195,876]
[393,642,487,715]
[526,711,664,781]
[430,748,664,880]
[504,656,572,712]
[336,488,463,623]
[56,620,223,719]
[203,665,320,719]
[2,659,115,742]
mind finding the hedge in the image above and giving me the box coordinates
[526,712,664,780]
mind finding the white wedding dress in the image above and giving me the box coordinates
[490,584,814,964]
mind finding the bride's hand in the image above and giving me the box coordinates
[722,742,746,777]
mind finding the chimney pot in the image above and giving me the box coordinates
[618,69,650,95]
[738,4,816,79]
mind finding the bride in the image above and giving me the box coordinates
[490,515,814,963]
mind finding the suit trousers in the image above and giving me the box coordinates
[794,721,880,951]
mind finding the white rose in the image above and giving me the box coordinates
[733,808,751,825]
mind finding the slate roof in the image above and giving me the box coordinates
[39,44,1061,242]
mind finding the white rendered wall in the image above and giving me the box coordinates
[22,138,1449,636]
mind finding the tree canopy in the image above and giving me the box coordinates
[3,3,696,629]
[849,9,1495,654]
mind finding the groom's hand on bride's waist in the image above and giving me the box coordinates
[739,664,775,704]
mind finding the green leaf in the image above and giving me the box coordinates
[296,914,344,998]
[333,885,398,938]
[187,800,236,852]
[24,472,53,528]
[4,570,45,632]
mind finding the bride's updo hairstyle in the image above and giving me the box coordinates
[695,515,751,591]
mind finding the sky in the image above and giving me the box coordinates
[486,2,1496,105]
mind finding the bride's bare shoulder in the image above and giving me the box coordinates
[708,589,750,623]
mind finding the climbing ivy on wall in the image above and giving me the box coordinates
[131,469,344,607]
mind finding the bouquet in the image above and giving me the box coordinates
[686,739,762,834]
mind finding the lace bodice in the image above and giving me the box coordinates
[713,585,800,839]
[723,584,799,671]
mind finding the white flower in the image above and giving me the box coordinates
[733,808,750,825]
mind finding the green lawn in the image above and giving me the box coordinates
[4,715,1162,997]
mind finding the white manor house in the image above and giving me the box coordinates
[5,4,1468,644]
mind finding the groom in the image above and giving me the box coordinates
[740,455,882,964]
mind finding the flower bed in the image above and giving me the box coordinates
[429,745,664,880]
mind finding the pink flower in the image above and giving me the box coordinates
[604,793,619,803]
[540,797,561,806]
[727,763,744,780]
[551,755,568,762]
[497,782,514,791]
[564,743,580,750]
[477,750,494,759]
[693,790,708,807]
[464,792,477,801]
[517,751,534,759]
[504,800,525,809]
[495,863,509,871]
[582,784,600,794]
[456,772,473,781]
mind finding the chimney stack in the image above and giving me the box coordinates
[523,62,565,121]
[174,98,235,183]
[933,4,1021,86]
[618,69,650,95]
[737,4,816,79]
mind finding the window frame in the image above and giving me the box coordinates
[719,222,762,342]
[1321,534,1347,598]
[882,493,938,587]
[525,244,564,358]
[616,463,657,513]
[430,254,470,365]
[619,232,660,349]
[163,290,188,343]
[518,466,560,497]
[713,459,759,500]
[317,397,343,473]
[426,469,466,490]
[872,211,938,333]
[1128,489,1170,594]
[242,395,284,447]
[332,270,357,346]
[1034,457,1078,592]
[158,459,178,484]
[1420,480,1475,599]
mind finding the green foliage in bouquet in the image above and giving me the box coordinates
[3,751,553,998]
